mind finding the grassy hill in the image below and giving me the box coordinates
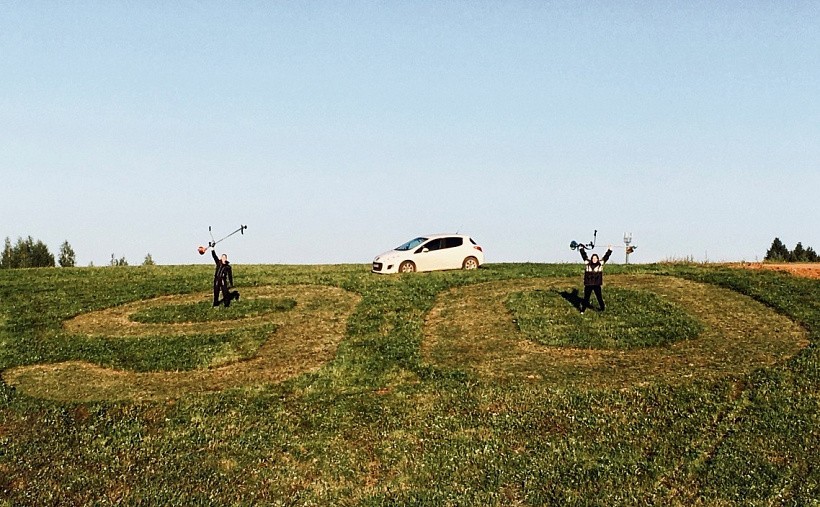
[0,263,817,505]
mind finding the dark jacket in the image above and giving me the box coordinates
[212,250,233,287]
[580,248,612,286]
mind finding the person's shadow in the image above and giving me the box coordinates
[559,289,584,313]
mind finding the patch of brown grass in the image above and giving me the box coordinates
[5,285,360,401]
[422,275,809,388]
[734,262,820,280]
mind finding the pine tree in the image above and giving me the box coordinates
[790,242,807,262]
[29,238,55,267]
[58,240,76,267]
[0,236,55,268]
[765,237,790,262]
[1,237,12,269]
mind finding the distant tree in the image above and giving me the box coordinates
[58,240,76,267]
[765,238,791,262]
[765,238,819,263]
[110,253,129,267]
[142,253,155,266]
[790,242,807,262]
[31,238,55,267]
[0,236,55,268]
[1,238,12,268]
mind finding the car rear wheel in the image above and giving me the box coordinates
[399,261,416,273]
[462,256,479,270]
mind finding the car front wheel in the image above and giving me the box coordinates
[399,261,416,273]
[462,256,479,270]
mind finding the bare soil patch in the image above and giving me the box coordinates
[735,262,820,280]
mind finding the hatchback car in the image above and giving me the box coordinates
[372,234,485,274]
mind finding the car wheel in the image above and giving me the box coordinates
[462,256,479,270]
[399,261,416,273]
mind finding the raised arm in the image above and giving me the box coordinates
[579,246,589,261]
[212,249,219,265]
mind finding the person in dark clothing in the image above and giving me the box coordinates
[578,244,612,314]
[212,249,238,307]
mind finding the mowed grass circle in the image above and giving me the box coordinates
[130,297,297,324]
[5,285,360,401]
[423,275,809,387]
[506,287,703,350]
[59,289,304,338]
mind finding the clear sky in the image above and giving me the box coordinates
[3,1,818,266]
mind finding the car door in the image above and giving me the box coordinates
[441,236,465,269]
[414,238,445,271]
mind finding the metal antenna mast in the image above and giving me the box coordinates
[624,232,633,264]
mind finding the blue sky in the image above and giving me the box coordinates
[2,1,818,266]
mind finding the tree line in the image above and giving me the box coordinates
[765,237,819,263]
[1,236,155,269]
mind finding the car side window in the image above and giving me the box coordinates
[443,237,463,249]
[417,239,442,253]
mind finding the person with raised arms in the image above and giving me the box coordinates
[578,244,612,314]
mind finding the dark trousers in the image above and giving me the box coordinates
[213,280,231,307]
[582,285,605,311]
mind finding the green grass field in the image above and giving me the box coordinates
[0,263,818,505]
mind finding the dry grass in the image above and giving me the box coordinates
[422,275,809,388]
[4,285,360,401]
[734,262,820,280]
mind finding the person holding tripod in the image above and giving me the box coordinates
[578,244,612,314]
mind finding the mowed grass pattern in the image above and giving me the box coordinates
[0,263,817,505]
[424,275,808,388]
[4,285,359,401]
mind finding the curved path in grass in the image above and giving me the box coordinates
[423,275,809,387]
[4,285,360,401]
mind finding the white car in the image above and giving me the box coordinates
[372,234,485,274]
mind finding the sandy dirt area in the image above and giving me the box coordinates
[734,263,820,280]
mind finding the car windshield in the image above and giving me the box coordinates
[395,237,428,251]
